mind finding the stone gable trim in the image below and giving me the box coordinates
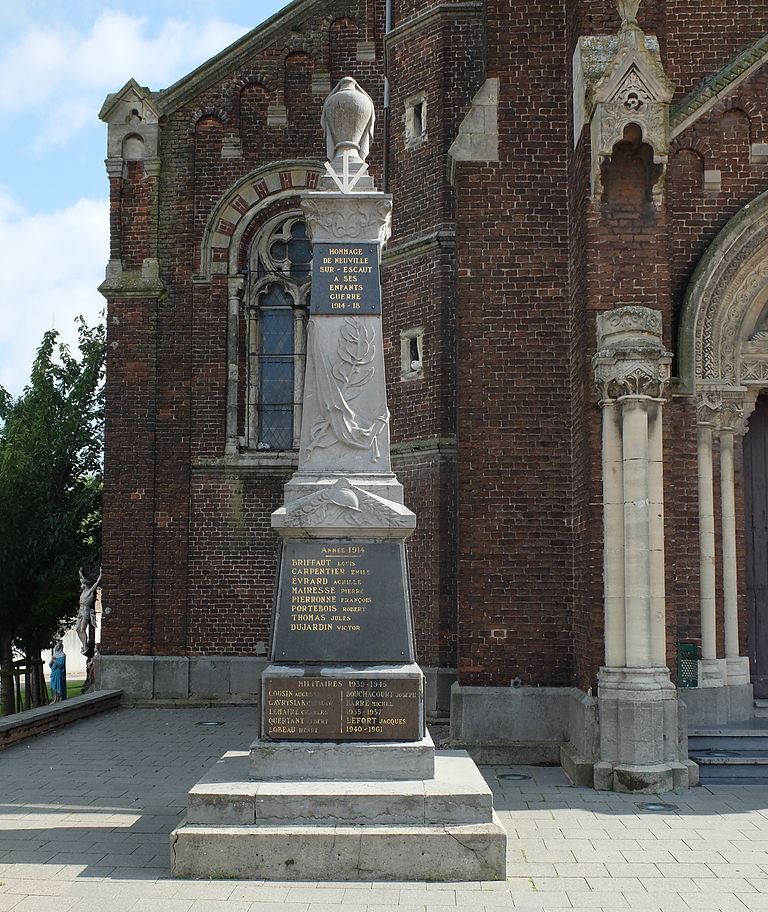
[671,34,768,139]
[99,78,160,122]
[156,0,321,116]
[383,1,482,53]
[382,229,455,267]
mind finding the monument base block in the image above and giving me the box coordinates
[171,747,507,881]
[251,733,435,780]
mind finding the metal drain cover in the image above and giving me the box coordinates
[196,721,224,726]
[497,773,532,781]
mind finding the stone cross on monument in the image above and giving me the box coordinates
[171,79,506,882]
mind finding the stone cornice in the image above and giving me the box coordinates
[384,2,483,54]
[391,436,457,457]
[381,229,455,266]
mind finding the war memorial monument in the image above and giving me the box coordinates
[170,78,506,882]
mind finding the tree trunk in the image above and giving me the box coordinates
[0,634,13,716]
[26,648,46,708]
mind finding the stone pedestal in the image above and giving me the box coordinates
[171,744,506,881]
[171,77,505,880]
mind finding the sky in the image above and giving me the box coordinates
[0,0,288,396]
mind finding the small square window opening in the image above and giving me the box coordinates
[401,327,424,380]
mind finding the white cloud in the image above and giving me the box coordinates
[0,191,108,396]
[0,12,249,148]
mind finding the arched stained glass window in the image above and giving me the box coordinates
[245,213,310,450]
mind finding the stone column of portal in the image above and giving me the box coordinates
[648,400,667,669]
[601,399,626,670]
[696,397,724,687]
[720,397,751,686]
[593,307,694,793]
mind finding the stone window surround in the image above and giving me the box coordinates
[404,91,428,148]
[243,210,310,452]
[400,326,424,381]
[190,160,323,460]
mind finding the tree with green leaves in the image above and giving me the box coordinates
[0,318,105,713]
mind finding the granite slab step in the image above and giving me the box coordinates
[187,749,493,825]
[171,814,507,881]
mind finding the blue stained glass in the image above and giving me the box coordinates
[259,306,294,449]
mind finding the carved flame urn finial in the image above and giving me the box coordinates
[616,0,641,26]
[321,76,375,168]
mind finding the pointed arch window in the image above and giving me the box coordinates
[245,213,311,450]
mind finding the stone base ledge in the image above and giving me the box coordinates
[450,684,583,764]
[678,682,754,727]
[452,740,562,766]
[593,760,696,793]
[171,815,507,881]
[0,690,122,750]
[559,742,595,788]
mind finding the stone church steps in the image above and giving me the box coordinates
[689,726,768,784]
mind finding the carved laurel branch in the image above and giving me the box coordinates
[306,318,388,460]
[331,319,375,398]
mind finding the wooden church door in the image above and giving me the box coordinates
[745,393,768,698]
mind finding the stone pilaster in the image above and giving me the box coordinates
[593,307,694,792]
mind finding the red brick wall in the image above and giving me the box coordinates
[102,0,768,693]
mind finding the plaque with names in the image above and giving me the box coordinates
[270,540,415,663]
[310,243,381,315]
[263,674,422,741]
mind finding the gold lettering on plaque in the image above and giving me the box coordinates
[287,545,371,636]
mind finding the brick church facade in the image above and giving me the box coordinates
[97,0,768,787]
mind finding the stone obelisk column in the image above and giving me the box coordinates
[593,307,695,792]
[258,76,422,763]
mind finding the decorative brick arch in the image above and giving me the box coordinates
[679,187,768,396]
[197,159,323,278]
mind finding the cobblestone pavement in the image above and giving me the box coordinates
[1,706,768,911]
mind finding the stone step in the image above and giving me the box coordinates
[689,729,768,752]
[691,750,768,784]
[188,750,493,826]
[171,815,507,881]
[250,732,435,781]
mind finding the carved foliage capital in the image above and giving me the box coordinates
[302,193,392,245]
[594,306,671,402]
[696,391,748,434]
[595,357,670,402]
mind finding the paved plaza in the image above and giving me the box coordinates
[1,706,768,911]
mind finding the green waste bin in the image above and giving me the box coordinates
[677,642,698,687]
